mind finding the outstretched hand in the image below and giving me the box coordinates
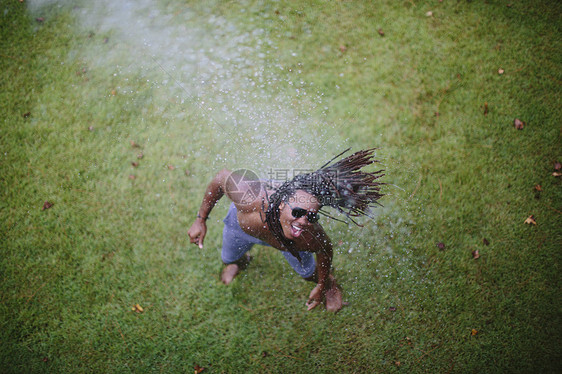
[187,219,207,249]
[306,275,343,313]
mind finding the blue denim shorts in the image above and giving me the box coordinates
[222,203,316,278]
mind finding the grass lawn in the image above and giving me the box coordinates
[1,0,561,372]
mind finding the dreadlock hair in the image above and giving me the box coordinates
[265,148,384,261]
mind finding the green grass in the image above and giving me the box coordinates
[1,0,561,372]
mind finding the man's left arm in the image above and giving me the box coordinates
[305,233,343,312]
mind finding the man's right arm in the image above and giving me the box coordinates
[187,168,231,248]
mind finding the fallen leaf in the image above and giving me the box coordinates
[394,361,401,367]
[513,118,525,130]
[132,304,144,313]
[498,68,505,75]
[131,162,139,167]
[425,11,433,17]
[472,250,480,259]
[483,102,488,116]
[194,364,206,374]
[101,251,115,261]
[524,215,537,225]
[483,238,490,246]
[130,140,141,148]
[167,165,175,170]
[22,112,31,118]
[436,242,446,251]
[471,329,478,336]
[554,161,561,171]
[378,28,385,37]
[339,45,347,53]
[553,172,562,177]
[42,201,53,211]
[534,185,542,192]
[42,357,49,362]
[110,89,117,96]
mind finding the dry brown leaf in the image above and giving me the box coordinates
[553,172,562,177]
[378,29,385,37]
[483,102,489,116]
[425,11,433,17]
[131,162,139,168]
[513,118,525,130]
[132,304,144,313]
[42,201,53,211]
[554,161,561,170]
[194,364,206,374]
[524,215,537,225]
[498,68,505,75]
[483,238,490,246]
[130,140,141,148]
[339,45,347,53]
[168,165,175,170]
[471,329,478,336]
[534,185,542,192]
[472,250,480,259]
[23,112,31,118]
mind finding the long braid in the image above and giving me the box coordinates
[265,148,384,260]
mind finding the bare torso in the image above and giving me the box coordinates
[235,190,327,253]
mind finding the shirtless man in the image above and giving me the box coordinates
[187,149,384,313]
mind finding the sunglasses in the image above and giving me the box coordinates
[286,201,320,223]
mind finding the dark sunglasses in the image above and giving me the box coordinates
[286,202,319,223]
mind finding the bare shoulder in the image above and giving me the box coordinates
[223,170,267,213]
[299,223,332,253]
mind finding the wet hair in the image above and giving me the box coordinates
[264,148,384,260]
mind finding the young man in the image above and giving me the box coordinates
[187,149,384,312]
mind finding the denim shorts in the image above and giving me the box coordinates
[222,203,316,278]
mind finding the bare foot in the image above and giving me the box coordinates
[221,254,251,285]
[221,264,240,285]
